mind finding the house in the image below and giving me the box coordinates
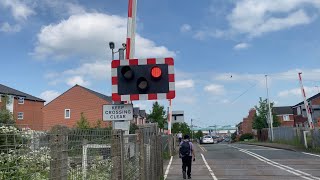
[133,107,147,125]
[242,108,256,134]
[292,93,320,127]
[172,111,184,124]
[42,85,112,130]
[273,106,294,127]
[0,84,45,130]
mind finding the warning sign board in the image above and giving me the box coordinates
[103,104,133,121]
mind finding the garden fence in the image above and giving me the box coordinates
[0,123,165,180]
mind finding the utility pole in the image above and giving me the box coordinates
[265,75,274,142]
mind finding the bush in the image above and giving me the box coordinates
[239,133,254,141]
[231,131,237,142]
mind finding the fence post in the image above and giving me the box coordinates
[49,126,68,180]
[111,130,124,180]
[136,129,145,180]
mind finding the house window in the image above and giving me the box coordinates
[297,106,301,115]
[17,112,24,120]
[18,97,24,104]
[65,109,71,119]
[283,115,290,121]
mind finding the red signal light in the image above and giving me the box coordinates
[151,66,162,79]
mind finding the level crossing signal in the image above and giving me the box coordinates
[111,58,175,101]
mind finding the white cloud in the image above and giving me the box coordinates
[278,86,319,98]
[0,0,35,21]
[40,90,61,104]
[180,24,192,33]
[176,80,194,89]
[221,99,230,104]
[66,76,90,86]
[176,96,196,104]
[197,0,320,39]
[0,22,21,32]
[32,13,175,59]
[204,84,225,95]
[234,43,250,50]
[64,60,110,80]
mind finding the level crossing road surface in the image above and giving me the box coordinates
[164,143,320,180]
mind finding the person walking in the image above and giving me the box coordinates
[179,134,195,179]
[177,131,183,144]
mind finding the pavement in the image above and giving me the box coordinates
[164,142,320,180]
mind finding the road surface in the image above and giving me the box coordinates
[164,143,320,180]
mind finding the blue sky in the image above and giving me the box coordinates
[1,0,320,128]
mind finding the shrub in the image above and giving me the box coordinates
[239,133,254,141]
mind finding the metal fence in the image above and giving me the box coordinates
[0,123,165,180]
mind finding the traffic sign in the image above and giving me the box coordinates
[111,57,175,101]
[103,104,133,121]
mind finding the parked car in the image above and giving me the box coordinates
[200,135,214,144]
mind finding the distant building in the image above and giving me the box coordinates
[272,106,294,127]
[0,84,45,130]
[172,111,184,124]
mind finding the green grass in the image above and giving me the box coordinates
[163,151,171,160]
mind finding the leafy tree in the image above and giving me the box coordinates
[76,112,91,129]
[148,101,166,129]
[171,122,191,136]
[129,123,138,134]
[253,97,280,130]
[195,130,203,139]
[0,95,14,125]
[0,108,14,125]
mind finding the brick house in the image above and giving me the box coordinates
[132,107,147,125]
[242,108,256,134]
[272,106,294,127]
[42,85,112,130]
[292,93,320,127]
[0,84,45,130]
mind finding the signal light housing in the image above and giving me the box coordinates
[111,58,175,101]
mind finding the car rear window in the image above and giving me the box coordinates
[204,136,211,138]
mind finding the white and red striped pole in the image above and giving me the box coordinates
[298,72,314,129]
[168,99,172,135]
[126,0,137,59]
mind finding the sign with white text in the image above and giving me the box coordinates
[103,104,133,121]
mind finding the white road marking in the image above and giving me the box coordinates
[201,153,218,180]
[198,144,207,152]
[302,152,320,158]
[229,145,320,180]
[164,156,173,180]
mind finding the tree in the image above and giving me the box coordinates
[171,122,191,136]
[129,123,138,134]
[253,97,280,130]
[0,95,14,125]
[148,101,166,129]
[76,112,91,129]
[195,130,203,139]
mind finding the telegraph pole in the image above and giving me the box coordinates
[265,75,274,141]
